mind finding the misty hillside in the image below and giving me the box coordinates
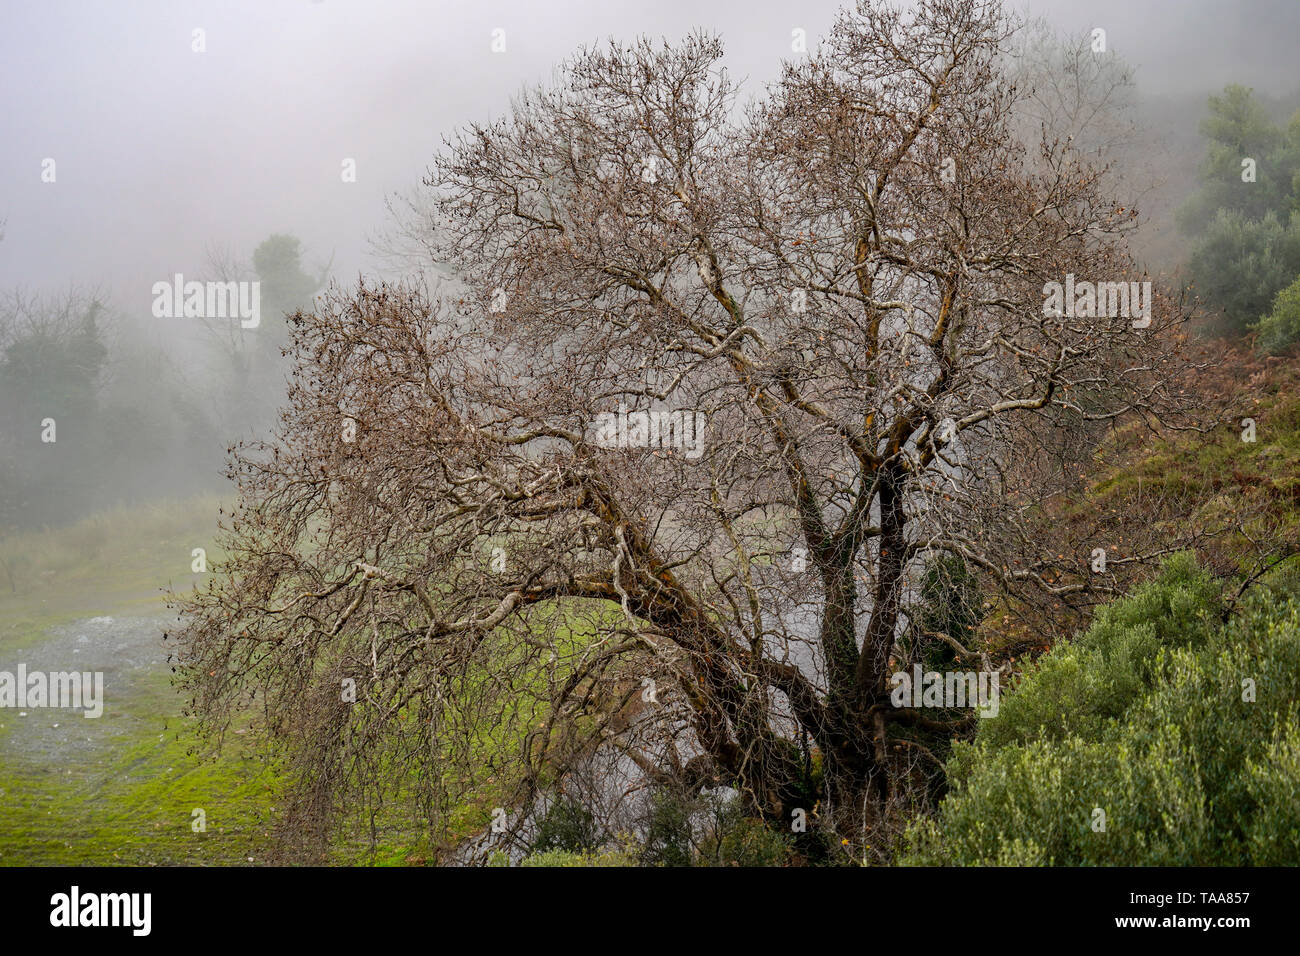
[2,3,1300,918]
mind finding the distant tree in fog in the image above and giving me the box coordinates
[0,288,107,526]
[1180,85,1300,334]
[201,233,329,436]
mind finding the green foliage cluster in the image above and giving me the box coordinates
[1186,209,1300,333]
[904,555,1300,865]
[696,798,794,867]
[1180,85,1300,339]
[530,797,601,855]
[515,846,640,867]
[1256,274,1300,354]
[907,553,982,670]
[516,788,793,867]
[0,297,110,525]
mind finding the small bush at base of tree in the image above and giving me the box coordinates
[516,846,640,867]
[529,797,602,855]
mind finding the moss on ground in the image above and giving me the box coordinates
[0,496,285,865]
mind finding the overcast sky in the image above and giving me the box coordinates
[2,0,1297,315]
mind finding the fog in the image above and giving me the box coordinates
[4,1,1297,292]
[1,0,1297,526]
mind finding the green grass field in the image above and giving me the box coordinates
[0,497,287,865]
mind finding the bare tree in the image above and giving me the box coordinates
[175,0,1209,861]
[1008,20,1138,164]
[197,237,331,438]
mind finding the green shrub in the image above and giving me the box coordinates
[696,794,794,867]
[970,554,1220,752]
[530,797,601,854]
[904,555,1300,865]
[639,790,695,867]
[1185,210,1300,334]
[1244,720,1300,864]
[1255,274,1300,353]
[518,846,638,867]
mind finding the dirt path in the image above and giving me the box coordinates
[0,615,167,766]
[0,615,277,865]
